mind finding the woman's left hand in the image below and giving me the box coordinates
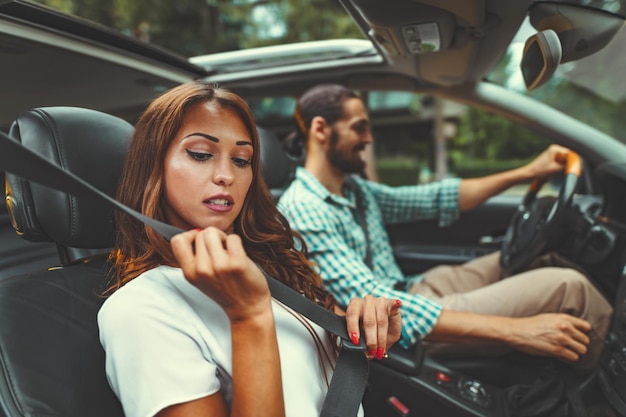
[344,296,402,360]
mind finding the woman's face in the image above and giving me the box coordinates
[163,102,254,234]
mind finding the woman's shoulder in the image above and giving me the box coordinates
[99,265,227,320]
[103,265,178,299]
[98,266,195,325]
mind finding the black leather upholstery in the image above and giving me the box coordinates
[5,107,133,264]
[0,258,124,417]
[1,107,129,417]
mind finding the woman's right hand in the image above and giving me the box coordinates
[168,227,284,417]
[170,227,272,322]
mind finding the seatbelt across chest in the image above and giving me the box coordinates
[344,176,373,270]
[0,130,368,417]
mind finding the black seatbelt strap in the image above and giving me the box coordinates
[0,130,368,417]
[344,176,373,270]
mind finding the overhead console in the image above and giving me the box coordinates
[342,0,626,90]
[341,0,528,86]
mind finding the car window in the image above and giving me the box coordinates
[248,89,557,197]
[487,17,626,143]
[249,96,297,123]
[365,91,557,197]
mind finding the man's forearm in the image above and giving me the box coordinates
[457,166,532,212]
[424,309,593,364]
[425,309,514,345]
[457,145,570,212]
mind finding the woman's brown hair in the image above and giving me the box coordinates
[109,81,336,311]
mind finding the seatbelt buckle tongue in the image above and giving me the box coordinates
[340,336,366,352]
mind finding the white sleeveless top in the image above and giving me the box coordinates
[98,265,363,417]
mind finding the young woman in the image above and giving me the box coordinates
[97,81,402,417]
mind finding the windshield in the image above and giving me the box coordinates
[486,16,626,142]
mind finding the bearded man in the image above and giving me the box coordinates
[277,84,611,373]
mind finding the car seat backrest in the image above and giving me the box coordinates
[0,107,129,417]
[5,107,132,265]
[0,257,125,417]
[258,126,293,200]
[0,109,293,417]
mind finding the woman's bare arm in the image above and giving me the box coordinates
[161,228,286,417]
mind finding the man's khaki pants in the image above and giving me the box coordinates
[409,251,613,373]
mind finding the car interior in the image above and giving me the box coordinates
[3,0,626,416]
[0,107,131,417]
[1,104,626,417]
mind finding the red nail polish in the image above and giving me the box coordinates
[395,299,402,307]
[369,349,377,358]
[194,228,202,232]
[376,348,385,360]
[350,332,359,345]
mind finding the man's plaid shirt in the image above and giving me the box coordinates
[278,167,461,347]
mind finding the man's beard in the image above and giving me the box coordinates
[327,128,366,174]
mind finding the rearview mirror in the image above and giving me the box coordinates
[521,29,562,91]
[529,2,624,64]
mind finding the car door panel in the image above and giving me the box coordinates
[387,195,520,275]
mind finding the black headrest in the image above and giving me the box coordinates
[258,126,292,192]
[5,107,132,250]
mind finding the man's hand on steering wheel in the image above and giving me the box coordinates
[525,145,572,180]
[500,145,582,274]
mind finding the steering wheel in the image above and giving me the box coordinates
[500,151,582,274]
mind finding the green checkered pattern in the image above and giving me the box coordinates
[278,167,461,347]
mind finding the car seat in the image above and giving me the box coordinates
[0,109,299,417]
[258,125,294,199]
[0,107,130,417]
